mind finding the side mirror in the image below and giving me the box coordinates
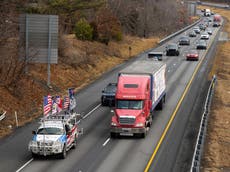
[78,128,83,135]
[32,130,36,135]
[111,109,114,113]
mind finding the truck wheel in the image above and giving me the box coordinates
[60,144,67,159]
[156,99,163,110]
[140,128,147,138]
[72,135,77,149]
[110,132,117,138]
[32,153,38,159]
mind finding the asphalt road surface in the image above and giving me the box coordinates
[0,15,222,172]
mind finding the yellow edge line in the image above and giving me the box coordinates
[144,26,219,172]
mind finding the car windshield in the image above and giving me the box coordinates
[117,100,143,110]
[198,40,206,45]
[37,127,64,135]
[168,44,177,49]
[189,50,197,54]
[104,84,117,93]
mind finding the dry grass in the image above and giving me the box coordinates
[199,5,230,172]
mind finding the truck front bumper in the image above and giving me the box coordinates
[29,145,63,156]
[110,127,145,136]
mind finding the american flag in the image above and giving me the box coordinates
[68,88,75,99]
[43,95,52,115]
[56,96,63,112]
[63,96,70,109]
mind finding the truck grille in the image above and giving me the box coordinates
[37,141,53,147]
[119,116,135,125]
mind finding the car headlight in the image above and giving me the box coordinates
[53,140,62,147]
[135,123,144,127]
[111,122,117,126]
[29,141,37,147]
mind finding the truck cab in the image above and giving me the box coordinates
[110,60,166,138]
[111,75,151,138]
[28,113,81,159]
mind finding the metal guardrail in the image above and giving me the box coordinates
[190,75,217,172]
[158,18,202,45]
[0,111,6,121]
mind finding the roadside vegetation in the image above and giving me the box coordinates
[197,5,230,172]
[0,0,191,138]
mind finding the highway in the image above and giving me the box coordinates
[0,14,222,172]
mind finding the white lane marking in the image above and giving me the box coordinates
[16,158,33,172]
[102,138,110,147]
[82,104,101,119]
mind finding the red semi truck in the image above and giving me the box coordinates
[110,60,166,138]
[213,14,221,22]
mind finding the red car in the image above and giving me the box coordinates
[186,50,199,61]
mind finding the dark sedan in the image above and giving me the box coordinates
[196,40,207,50]
[179,36,190,45]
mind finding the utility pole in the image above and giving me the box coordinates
[144,0,147,38]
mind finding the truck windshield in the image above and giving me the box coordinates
[37,127,64,135]
[117,100,143,110]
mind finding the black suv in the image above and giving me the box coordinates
[101,83,117,106]
[166,43,180,56]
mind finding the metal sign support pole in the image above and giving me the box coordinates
[25,14,28,74]
[47,16,51,86]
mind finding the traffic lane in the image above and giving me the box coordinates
[146,21,221,172]
[93,55,199,172]
[18,33,201,171]
[172,25,220,172]
[150,34,219,172]
[95,24,221,172]
[21,106,112,172]
[0,19,211,172]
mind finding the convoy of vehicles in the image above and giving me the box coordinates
[26,11,220,163]
[101,83,117,106]
[110,60,166,138]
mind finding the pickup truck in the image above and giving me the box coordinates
[28,113,81,159]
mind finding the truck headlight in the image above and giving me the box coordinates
[135,123,144,127]
[28,141,37,150]
[111,122,117,126]
[29,141,37,147]
[53,141,63,148]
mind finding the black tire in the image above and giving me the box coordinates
[156,98,163,110]
[32,152,38,159]
[60,145,67,159]
[140,128,147,138]
[110,132,117,138]
[177,51,180,56]
[72,135,77,149]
